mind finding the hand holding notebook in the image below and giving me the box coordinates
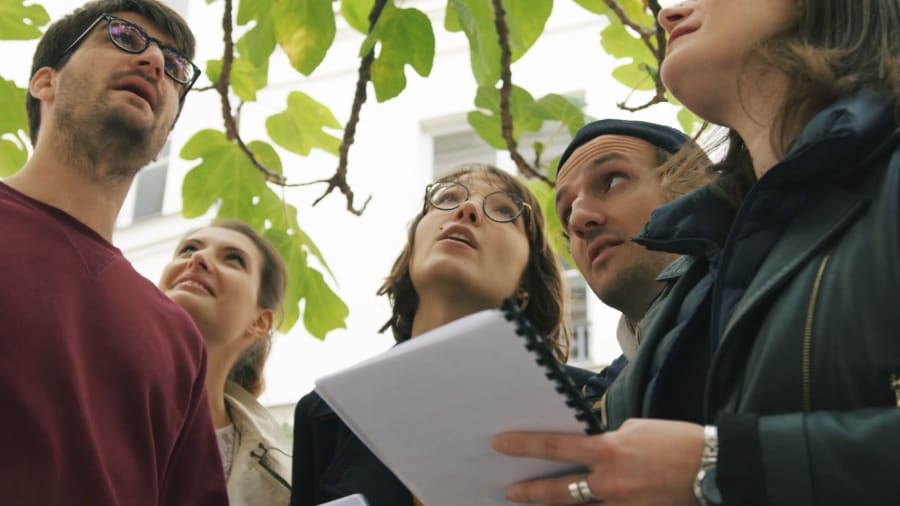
[314,300,602,506]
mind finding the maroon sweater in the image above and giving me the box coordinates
[0,183,228,505]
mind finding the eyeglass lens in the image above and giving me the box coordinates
[107,17,194,84]
[428,183,523,222]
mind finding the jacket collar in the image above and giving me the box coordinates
[633,177,736,261]
[763,90,896,189]
[634,91,897,257]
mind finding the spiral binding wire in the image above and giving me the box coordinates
[500,298,604,435]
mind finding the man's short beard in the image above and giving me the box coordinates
[98,112,160,179]
[58,106,162,182]
[594,250,676,322]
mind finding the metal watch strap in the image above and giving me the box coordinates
[692,425,719,506]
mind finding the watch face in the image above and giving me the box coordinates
[701,468,723,505]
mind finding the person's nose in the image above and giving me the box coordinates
[187,249,212,272]
[131,42,165,81]
[453,198,484,225]
[658,2,693,34]
[568,196,605,240]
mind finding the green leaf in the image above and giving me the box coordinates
[0,137,27,176]
[467,84,544,149]
[341,0,375,33]
[179,130,269,218]
[0,77,27,137]
[524,178,574,267]
[0,0,50,40]
[272,0,335,75]
[266,91,342,157]
[237,0,272,25]
[503,0,551,60]
[265,228,348,338]
[445,0,500,86]
[300,266,349,339]
[619,0,655,27]
[571,0,612,15]
[367,4,435,102]
[237,13,277,68]
[206,57,269,102]
[533,93,588,136]
[612,62,656,91]
[600,22,654,64]
[179,130,346,335]
[677,106,702,135]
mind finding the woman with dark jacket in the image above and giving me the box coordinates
[493,1,900,505]
[290,163,590,506]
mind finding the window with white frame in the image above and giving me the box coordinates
[115,141,170,228]
[566,271,592,363]
[432,128,497,180]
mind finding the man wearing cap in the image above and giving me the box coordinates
[490,119,712,505]
[555,119,711,385]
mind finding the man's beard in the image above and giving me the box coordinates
[592,247,676,320]
[55,84,166,182]
[96,110,162,179]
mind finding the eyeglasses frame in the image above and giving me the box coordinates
[56,13,201,99]
[424,181,533,226]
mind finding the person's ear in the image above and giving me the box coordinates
[247,308,274,340]
[29,67,56,104]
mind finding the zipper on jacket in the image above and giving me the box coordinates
[250,442,292,490]
[802,253,831,413]
[890,374,900,407]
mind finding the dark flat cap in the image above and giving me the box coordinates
[557,119,690,174]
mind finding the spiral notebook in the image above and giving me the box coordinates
[314,299,602,506]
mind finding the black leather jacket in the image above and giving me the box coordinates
[603,92,900,506]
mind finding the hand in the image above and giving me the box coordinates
[492,418,705,505]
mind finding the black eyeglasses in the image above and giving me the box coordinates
[425,182,532,224]
[58,14,201,93]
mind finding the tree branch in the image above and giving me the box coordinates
[216,0,285,185]
[490,0,550,184]
[607,0,670,112]
[312,0,388,215]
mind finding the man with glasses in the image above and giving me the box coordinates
[0,1,226,505]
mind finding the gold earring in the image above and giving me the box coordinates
[515,287,530,311]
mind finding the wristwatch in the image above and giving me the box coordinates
[692,425,722,506]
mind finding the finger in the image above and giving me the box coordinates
[504,473,601,505]
[493,431,603,464]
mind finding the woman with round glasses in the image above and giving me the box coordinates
[289,163,587,506]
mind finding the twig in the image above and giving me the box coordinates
[605,0,670,112]
[312,0,388,214]
[490,0,550,184]
[216,0,285,184]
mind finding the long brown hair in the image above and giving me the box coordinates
[377,164,570,361]
[716,0,900,201]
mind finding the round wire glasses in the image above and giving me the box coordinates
[425,181,531,224]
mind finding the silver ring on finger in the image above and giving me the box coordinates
[578,479,598,502]
[567,480,587,504]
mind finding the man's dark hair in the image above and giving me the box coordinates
[26,0,196,145]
